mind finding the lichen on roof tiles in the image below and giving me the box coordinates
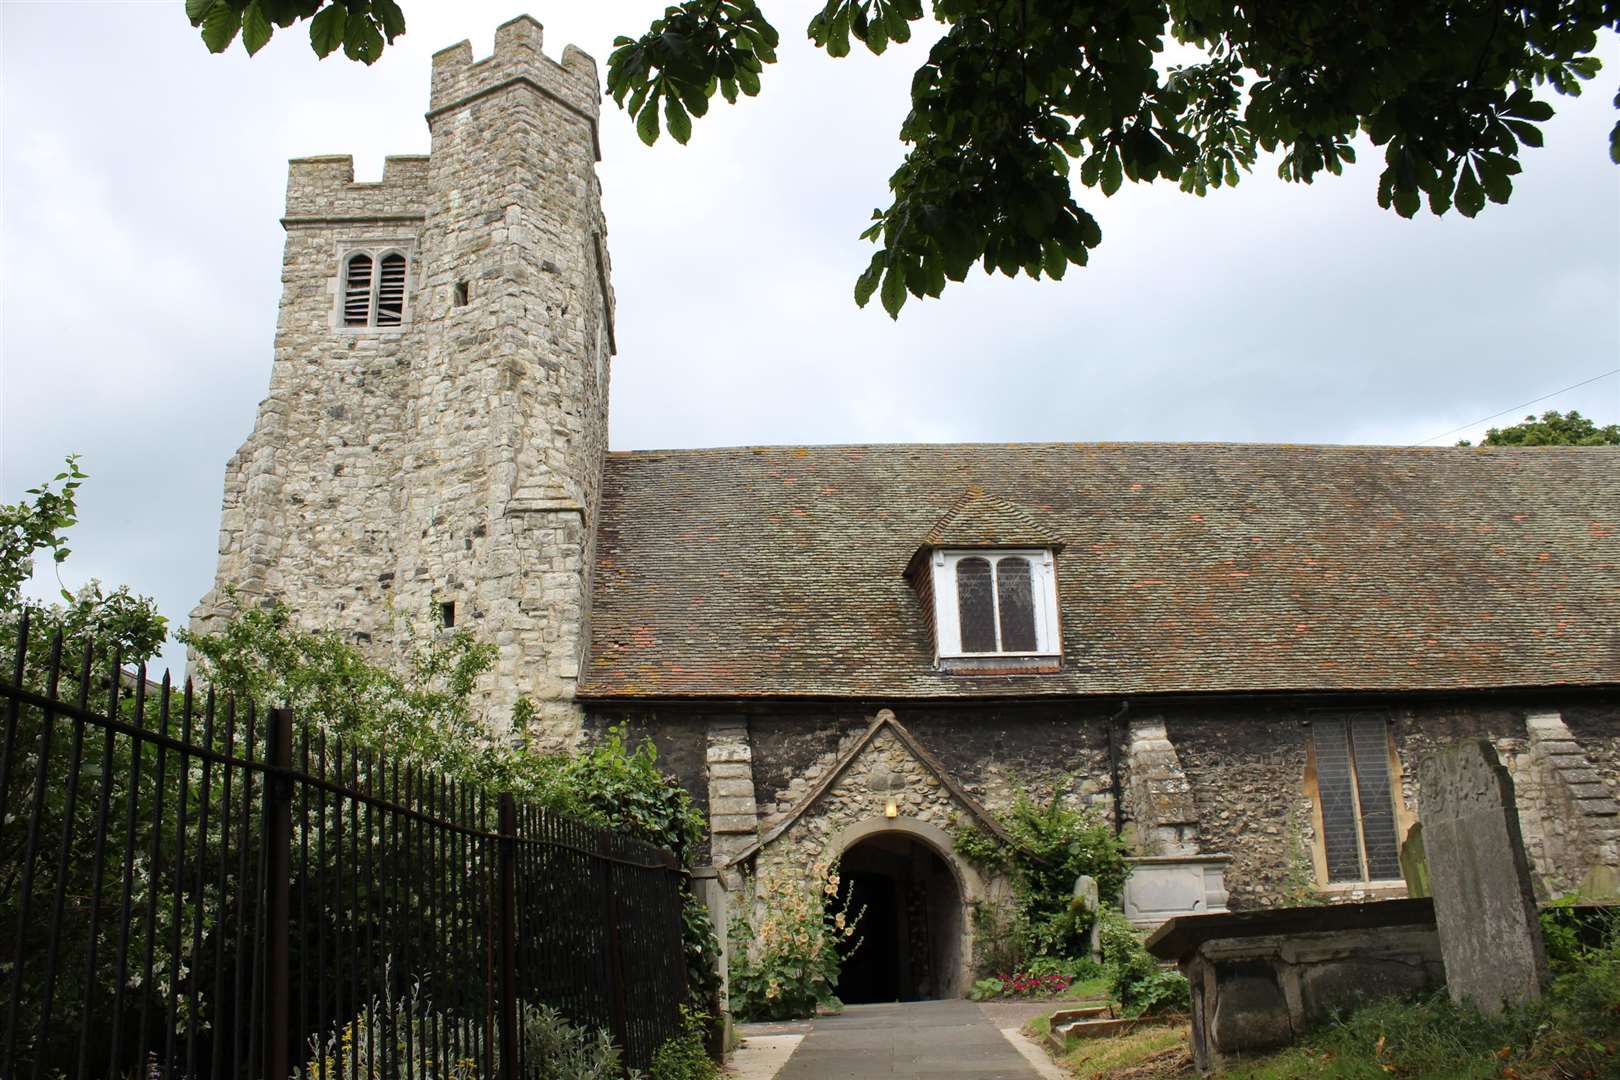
[919,485,1061,550]
[580,442,1620,700]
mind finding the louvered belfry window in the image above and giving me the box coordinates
[376,253,407,326]
[1312,715,1402,883]
[342,253,374,326]
[341,250,408,328]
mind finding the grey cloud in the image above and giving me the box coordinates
[2,3,1616,677]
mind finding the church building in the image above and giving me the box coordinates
[195,17,1620,1003]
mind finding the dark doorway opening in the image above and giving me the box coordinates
[835,832,965,1003]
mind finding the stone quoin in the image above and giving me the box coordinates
[198,14,1620,1004]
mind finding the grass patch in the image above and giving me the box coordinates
[1056,1023,1191,1079]
[1218,993,1618,1080]
[1065,974,1112,1001]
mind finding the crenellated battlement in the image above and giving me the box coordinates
[283,154,431,223]
[427,15,600,158]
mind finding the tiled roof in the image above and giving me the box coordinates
[920,486,1060,550]
[581,443,1620,699]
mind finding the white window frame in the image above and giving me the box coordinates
[333,242,414,332]
[930,548,1061,659]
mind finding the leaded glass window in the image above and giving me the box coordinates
[944,551,1053,655]
[956,557,997,653]
[1312,715,1402,883]
[996,557,1038,652]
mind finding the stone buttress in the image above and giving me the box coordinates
[194,16,613,747]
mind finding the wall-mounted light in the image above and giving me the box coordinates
[884,799,899,819]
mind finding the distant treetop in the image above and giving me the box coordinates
[1459,410,1620,447]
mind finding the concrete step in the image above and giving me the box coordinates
[1048,1004,1113,1026]
[1052,1017,1140,1042]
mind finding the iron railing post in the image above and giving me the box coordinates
[497,793,520,1080]
[669,858,690,1010]
[265,708,294,1080]
[600,833,631,1074]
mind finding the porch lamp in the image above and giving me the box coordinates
[884,798,899,819]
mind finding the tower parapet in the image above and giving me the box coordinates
[428,15,601,155]
[283,155,432,222]
[196,16,613,749]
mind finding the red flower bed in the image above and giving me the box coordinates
[992,972,1071,997]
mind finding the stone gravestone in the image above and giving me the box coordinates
[1417,739,1548,1015]
[1399,821,1430,899]
[1072,874,1101,959]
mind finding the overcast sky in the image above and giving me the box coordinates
[3,2,1618,675]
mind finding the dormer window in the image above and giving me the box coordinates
[932,549,1060,658]
[907,487,1064,671]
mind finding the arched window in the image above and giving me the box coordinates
[342,253,373,326]
[340,249,409,328]
[996,556,1038,652]
[955,557,996,653]
[376,253,407,326]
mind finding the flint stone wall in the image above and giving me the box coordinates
[589,696,1615,913]
[589,702,1117,848]
[1168,709,1318,910]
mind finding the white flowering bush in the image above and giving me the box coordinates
[727,863,864,1021]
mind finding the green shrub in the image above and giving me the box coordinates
[519,1003,638,1080]
[1546,914,1620,1044]
[951,782,1127,967]
[302,977,635,1080]
[969,977,1005,1002]
[1026,954,1104,981]
[650,1007,718,1080]
[185,597,722,1010]
[968,896,1030,975]
[1096,906,1188,1017]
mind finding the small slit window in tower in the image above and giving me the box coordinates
[439,601,456,629]
[375,253,407,326]
[454,281,470,307]
[342,253,373,326]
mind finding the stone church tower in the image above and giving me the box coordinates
[193,17,613,746]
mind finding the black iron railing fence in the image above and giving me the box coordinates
[1,612,688,1079]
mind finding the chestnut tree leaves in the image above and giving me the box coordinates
[186,0,404,63]
[188,1,1619,318]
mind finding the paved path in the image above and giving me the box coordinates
[760,1000,1049,1079]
